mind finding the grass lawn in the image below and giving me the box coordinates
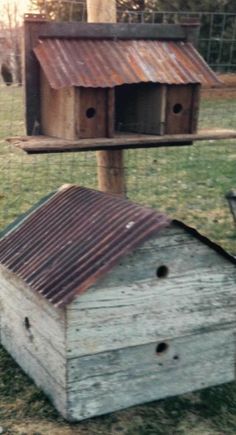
[0,85,236,433]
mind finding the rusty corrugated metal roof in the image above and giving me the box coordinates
[34,38,220,89]
[0,186,170,308]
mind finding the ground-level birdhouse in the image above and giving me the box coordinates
[0,185,235,421]
[34,36,219,140]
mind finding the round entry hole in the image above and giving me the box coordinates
[156,265,169,278]
[86,107,96,118]
[156,342,169,354]
[173,103,183,114]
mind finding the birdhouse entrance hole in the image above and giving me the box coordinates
[156,265,169,278]
[86,107,96,118]
[173,103,183,114]
[156,342,169,354]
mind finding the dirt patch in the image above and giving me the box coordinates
[218,74,236,87]
[202,73,236,100]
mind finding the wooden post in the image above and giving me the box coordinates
[24,14,47,135]
[87,0,126,196]
[180,18,200,48]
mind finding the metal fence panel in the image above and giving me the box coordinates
[0,5,236,254]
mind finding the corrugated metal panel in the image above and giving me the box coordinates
[0,186,170,308]
[34,39,220,89]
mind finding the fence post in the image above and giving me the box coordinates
[87,0,126,196]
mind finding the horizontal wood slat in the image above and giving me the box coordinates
[7,129,236,154]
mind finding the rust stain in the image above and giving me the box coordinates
[0,186,170,308]
[34,39,220,89]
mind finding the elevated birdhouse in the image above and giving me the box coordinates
[0,185,235,421]
[7,18,235,153]
[34,32,219,140]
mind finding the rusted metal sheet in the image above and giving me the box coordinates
[34,39,220,90]
[0,186,170,308]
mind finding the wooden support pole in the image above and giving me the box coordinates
[87,0,126,196]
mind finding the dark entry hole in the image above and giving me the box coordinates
[24,317,31,330]
[86,107,96,118]
[173,103,183,114]
[156,342,169,354]
[156,265,169,278]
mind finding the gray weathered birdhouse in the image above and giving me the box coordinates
[0,185,235,421]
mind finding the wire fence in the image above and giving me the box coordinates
[0,4,236,254]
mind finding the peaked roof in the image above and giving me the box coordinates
[0,186,234,309]
[0,186,170,308]
[34,38,220,89]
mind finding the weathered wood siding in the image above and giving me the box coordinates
[66,225,236,420]
[77,88,108,138]
[0,224,235,422]
[165,84,199,134]
[40,71,77,140]
[0,265,68,419]
[67,226,236,357]
[67,330,235,420]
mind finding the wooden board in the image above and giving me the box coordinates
[78,88,108,138]
[165,85,197,134]
[66,226,236,420]
[41,71,76,140]
[66,330,235,421]
[7,128,236,153]
[67,225,236,357]
[24,17,47,135]
[0,265,68,419]
[36,22,187,41]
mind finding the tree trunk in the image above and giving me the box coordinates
[87,0,126,196]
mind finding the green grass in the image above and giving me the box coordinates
[0,85,236,433]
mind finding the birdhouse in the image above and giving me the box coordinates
[0,185,235,421]
[34,37,219,140]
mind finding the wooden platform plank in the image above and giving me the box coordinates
[7,129,236,154]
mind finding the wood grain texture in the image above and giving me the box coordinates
[88,0,125,196]
[0,222,236,422]
[87,0,117,23]
[66,330,235,421]
[41,71,76,140]
[67,226,236,358]
[165,85,197,134]
[24,18,47,135]
[190,84,201,133]
[79,88,107,138]
[0,265,68,418]
[107,88,115,138]
[8,128,236,153]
